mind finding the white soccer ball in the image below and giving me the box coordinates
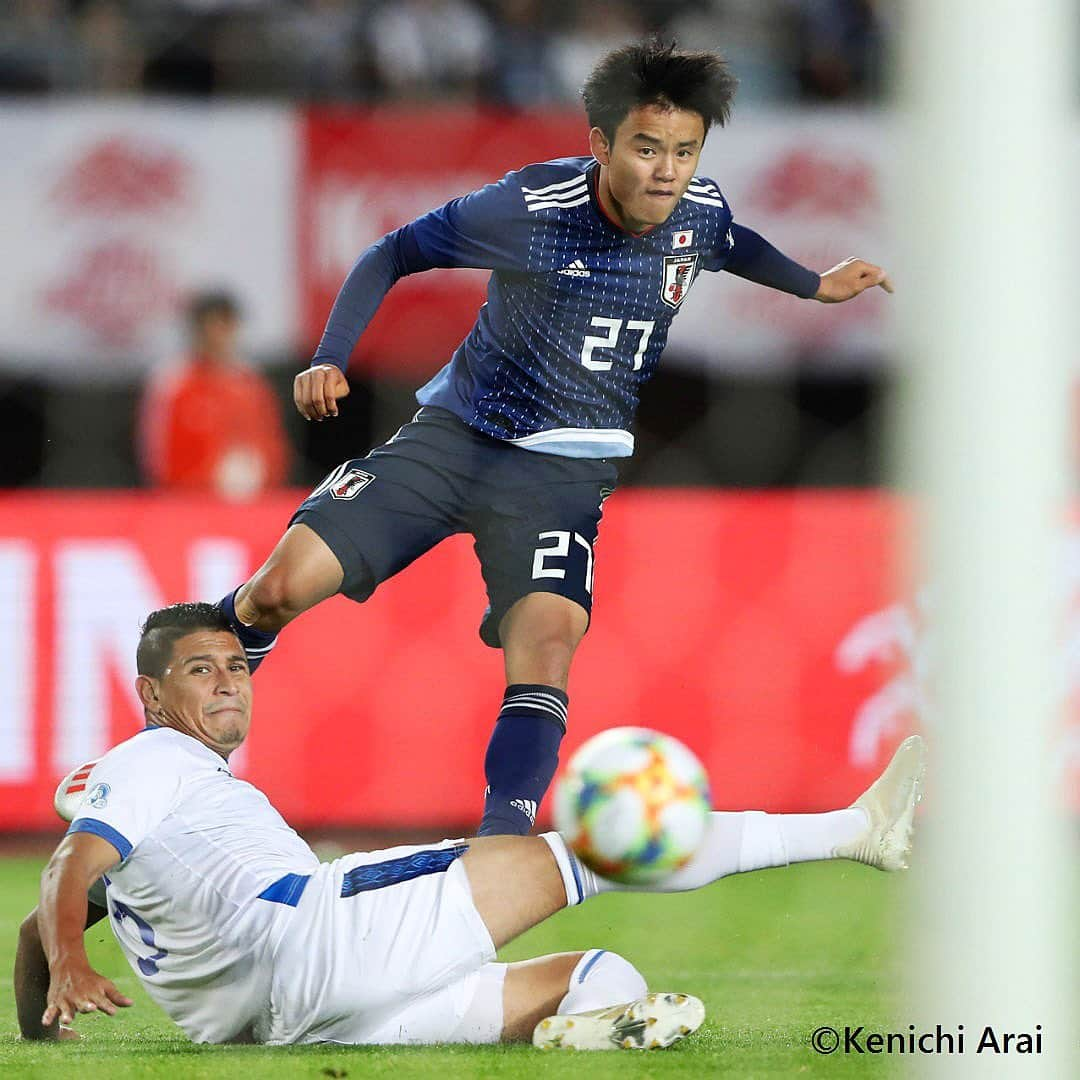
[53,759,101,823]
[554,727,711,885]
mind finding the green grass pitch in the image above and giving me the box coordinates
[0,849,906,1078]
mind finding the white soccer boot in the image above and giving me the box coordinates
[532,992,705,1051]
[834,734,926,871]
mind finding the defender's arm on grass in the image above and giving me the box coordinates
[18,832,134,1037]
[15,898,107,1040]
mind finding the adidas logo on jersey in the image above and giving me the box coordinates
[510,798,538,823]
[558,259,591,278]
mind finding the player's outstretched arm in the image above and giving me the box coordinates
[294,362,351,421]
[16,900,108,1040]
[814,256,894,303]
[36,833,134,1032]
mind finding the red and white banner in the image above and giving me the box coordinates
[0,104,296,379]
[2,491,1075,833]
[298,108,584,375]
[669,110,892,371]
[297,108,893,377]
[0,103,901,379]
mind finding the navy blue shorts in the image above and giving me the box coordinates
[291,407,617,647]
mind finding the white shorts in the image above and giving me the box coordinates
[266,839,502,1045]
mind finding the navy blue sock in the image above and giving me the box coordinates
[479,684,568,836]
[217,589,278,673]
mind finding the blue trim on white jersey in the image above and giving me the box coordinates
[256,872,311,907]
[67,817,132,861]
[567,850,585,905]
[578,949,607,982]
[340,843,468,898]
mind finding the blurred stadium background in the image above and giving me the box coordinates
[0,2,1076,1071]
[0,0,916,834]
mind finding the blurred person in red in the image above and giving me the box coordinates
[138,290,290,501]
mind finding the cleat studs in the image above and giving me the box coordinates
[540,1019,551,1030]
[647,1017,657,1026]
[680,1025,691,1034]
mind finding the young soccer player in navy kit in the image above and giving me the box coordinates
[218,41,892,836]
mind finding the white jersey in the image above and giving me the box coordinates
[68,726,319,1043]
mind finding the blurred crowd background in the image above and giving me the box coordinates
[0,0,892,497]
[0,0,887,104]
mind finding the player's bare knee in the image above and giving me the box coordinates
[501,607,584,686]
[241,568,312,628]
[511,634,576,686]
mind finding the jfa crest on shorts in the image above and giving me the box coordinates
[291,408,617,648]
[329,469,375,500]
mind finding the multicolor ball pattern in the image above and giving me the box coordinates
[554,727,711,885]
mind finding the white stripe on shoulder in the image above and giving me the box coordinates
[683,193,726,208]
[526,192,590,212]
[688,179,721,194]
[521,172,590,197]
[524,182,587,203]
[523,179,587,199]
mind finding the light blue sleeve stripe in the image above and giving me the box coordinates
[67,818,132,862]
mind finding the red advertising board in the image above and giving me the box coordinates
[0,489,998,834]
[299,108,583,375]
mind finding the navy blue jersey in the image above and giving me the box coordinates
[314,156,819,459]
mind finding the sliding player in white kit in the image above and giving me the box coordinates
[16,604,925,1050]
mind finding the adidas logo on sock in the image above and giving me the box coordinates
[557,259,590,277]
[510,798,538,823]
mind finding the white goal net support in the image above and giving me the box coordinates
[898,1,1077,1075]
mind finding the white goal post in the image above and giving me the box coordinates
[897,1,1076,1075]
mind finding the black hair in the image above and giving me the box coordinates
[187,289,240,332]
[582,40,738,143]
[137,602,236,678]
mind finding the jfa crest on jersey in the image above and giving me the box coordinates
[409,157,736,459]
[662,254,699,309]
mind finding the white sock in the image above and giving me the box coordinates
[541,831,590,905]
[557,950,647,1015]
[774,808,868,865]
[542,807,869,904]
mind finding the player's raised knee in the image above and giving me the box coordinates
[501,595,587,683]
[511,634,577,686]
[242,566,317,626]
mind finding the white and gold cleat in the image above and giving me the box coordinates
[835,734,926,871]
[532,992,705,1051]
